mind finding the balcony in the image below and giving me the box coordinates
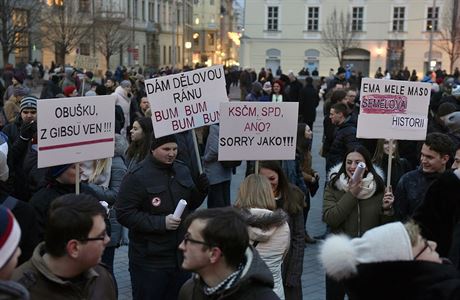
[93,10,125,22]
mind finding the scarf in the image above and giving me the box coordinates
[203,263,245,296]
[334,172,377,199]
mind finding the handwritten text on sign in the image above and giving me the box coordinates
[357,78,431,140]
[37,95,115,168]
[218,102,298,161]
[146,65,228,137]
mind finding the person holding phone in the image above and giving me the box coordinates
[322,146,395,300]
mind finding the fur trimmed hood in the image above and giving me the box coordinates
[327,163,385,182]
[242,208,288,243]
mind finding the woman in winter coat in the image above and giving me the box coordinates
[113,80,133,138]
[126,117,153,171]
[259,161,305,300]
[323,146,395,300]
[235,174,290,300]
[372,139,411,189]
[320,220,460,300]
[83,134,128,283]
[271,80,285,102]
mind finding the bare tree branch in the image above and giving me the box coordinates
[322,9,359,66]
[435,0,460,74]
[94,17,130,69]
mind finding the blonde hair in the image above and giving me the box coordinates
[404,220,421,247]
[235,174,276,210]
[88,158,111,183]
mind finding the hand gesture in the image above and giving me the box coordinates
[348,178,362,197]
[165,214,181,230]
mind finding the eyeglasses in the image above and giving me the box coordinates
[414,239,433,260]
[183,233,211,247]
[78,231,108,242]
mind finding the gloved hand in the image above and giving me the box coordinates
[20,121,37,141]
[197,173,209,193]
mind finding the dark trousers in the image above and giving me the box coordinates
[284,284,303,300]
[207,180,231,208]
[101,246,118,297]
[130,264,190,300]
[326,275,346,300]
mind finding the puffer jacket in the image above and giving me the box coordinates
[244,208,289,300]
[323,164,394,238]
[115,155,207,269]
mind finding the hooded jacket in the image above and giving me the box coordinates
[178,247,280,300]
[112,86,131,137]
[326,118,360,172]
[323,164,393,237]
[244,208,289,299]
[12,243,116,300]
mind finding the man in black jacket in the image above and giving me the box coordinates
[326,102,360,173]
[178,207,280,300]
[116,134,209,300]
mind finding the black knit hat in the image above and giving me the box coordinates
[150,133,177,150]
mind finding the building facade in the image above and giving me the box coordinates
[240,0,460,77]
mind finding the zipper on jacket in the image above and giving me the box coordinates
[357,202,361,237]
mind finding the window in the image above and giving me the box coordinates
[127,0,131,18]
[134,0,138,19]
[392,7,405,31]
[307,7,319,31]
[79,43,90,56]
[142,1,145,21]
[149,2,154,21]
[169,46,171,64]
[351,7,364,31]
[163,45,166,64]
[426,6,439,31]
[267,6,279,31]
[79,0,90,12]
[208,33,215,46]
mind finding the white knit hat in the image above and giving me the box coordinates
[319,222,413,281]
[0,207,21,269]
[444,111,460,134]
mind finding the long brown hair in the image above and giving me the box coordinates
[259,161,303,214]
[372,139,401,166]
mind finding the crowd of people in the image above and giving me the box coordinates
[0,60,458,300]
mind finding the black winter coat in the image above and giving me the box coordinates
[178,248,280,300]
[345,260,460,300]
[115,156,207,269]
[299,84,319,127]
[326,119,360,172]
[413,171,460,263]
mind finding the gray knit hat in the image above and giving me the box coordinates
[20,96,38,112]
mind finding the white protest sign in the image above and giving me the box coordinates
[357,78,431,140]
[37,95,115,168]
[218,102,298,160]
[145,65,228,137]
[74,55,98,70]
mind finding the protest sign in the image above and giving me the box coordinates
[74,55,98,71]
[218,102,298,161]
[37,95,115,168]
[145,65,228,137]
[357,78,431,140]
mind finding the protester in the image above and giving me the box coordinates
[394,132,453,220]
[113,80,134,138]
[3,96,37,201]
[3,71,26,102]
[13,194,116,299]
[63,85,78,97]
[259,161,305,300]
[272,80,285,102]
[125,117,153,171]
[413,144,460,266]
[372,139,411,189]
[299,77,319,129]
[322,146,394,300]
[116,133,209,300]
[235,174,290,299]
[203,124,232,208]
[320,221,460,300]
[178,207,280,300]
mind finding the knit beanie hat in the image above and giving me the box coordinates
[320,222,413,281]
[444,111,460,134]
[151,133,177,150]
[452,85,460,97]
[0,207,21,269]
[20,96,37,112]
[13,86,29,97]
[120,80,132,89]
[437,102,457,118]
[48,164,72,179]
[13,71,25,84]
[63,85,76,97]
